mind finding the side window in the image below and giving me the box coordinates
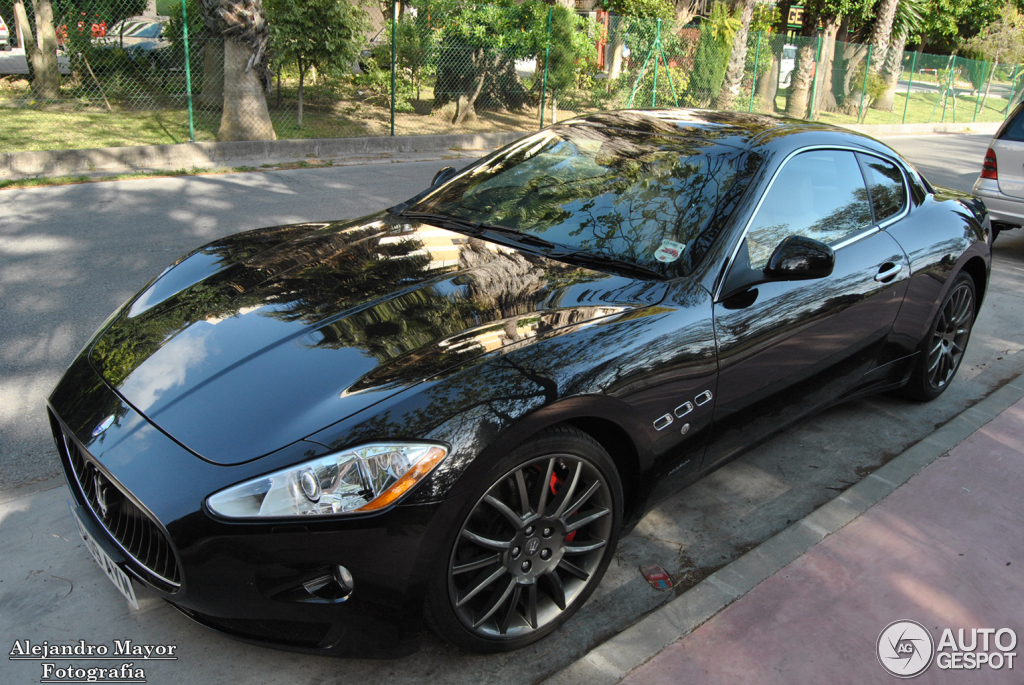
[857,153,906,222]
[746,150,873,270]
[999,104,1024,142]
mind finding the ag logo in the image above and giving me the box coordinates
[878,620,935,678]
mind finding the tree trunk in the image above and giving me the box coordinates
[199,36,224,107]
[20,0,60,99]
[607,24,624,81]
[814,19,839,114]
[873,34,907,112]
[756,53,779,110]
[785,41,816,118]
[453,55,486,126]
[12,2,36,83]
[297,58,305,128]
[218,38,276,141]
[840,43,870,114]
[868,0,898,73]
[713,0,757,110]
[980,58,998,116]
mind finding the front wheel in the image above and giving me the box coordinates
[902,271,976,401]
[426,425,622,653]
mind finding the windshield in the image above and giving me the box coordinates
[409,124,760,277]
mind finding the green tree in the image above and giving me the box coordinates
[426,0,596,127]
[966,2,1024,110]
[917,0,1000,53]
[525,3,598,123]
[266,0,369,127]
[683,1,737,107]
[602,0,674,21]
[428,0,532,125]
[600,0,675,82]
[393,12,439,101]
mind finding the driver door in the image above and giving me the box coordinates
[703,148,911,470]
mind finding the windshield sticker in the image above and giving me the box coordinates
[654,239,686,263]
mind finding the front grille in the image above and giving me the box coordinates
[57,422,181,589]
[181,610,332,648]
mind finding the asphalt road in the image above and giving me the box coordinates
[3,133,1024,684]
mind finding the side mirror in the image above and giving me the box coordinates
[431,166,457,187]
[765,235,835,281]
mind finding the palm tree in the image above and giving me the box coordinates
[869,0,900,73]
[872,0,924,111]
[202,0,276,140]
[713,0,758,111]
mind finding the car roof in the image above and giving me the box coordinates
[562,108,895,159]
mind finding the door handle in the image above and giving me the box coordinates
[874,264,903,282]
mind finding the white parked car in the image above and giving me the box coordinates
[778,44,796,88]
[0,47,71,76]
[972,101,1024,241]
[0,13,11,50]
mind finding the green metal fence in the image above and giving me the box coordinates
[1,0,1020,154]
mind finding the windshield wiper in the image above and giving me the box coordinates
[396,211,558,250]
[549,251,666,280]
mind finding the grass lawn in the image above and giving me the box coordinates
[0,99,560,153]
[748,89,1014,127]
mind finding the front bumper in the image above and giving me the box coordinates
[972,178,1024,228]
[49,352,461,658]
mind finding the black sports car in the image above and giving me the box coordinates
[49,110,991,657]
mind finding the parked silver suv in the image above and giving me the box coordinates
[973,101,1024,241]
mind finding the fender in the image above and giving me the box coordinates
[886,193,992,357]
[423,393,648,504]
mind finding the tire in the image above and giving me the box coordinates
[425,425,623,653]
[901,271,977,401]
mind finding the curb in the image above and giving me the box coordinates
[0,131,525,179]
[540,372,1024,685]
[0,121,1001,181]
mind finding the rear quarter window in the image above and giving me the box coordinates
[857,153,907,222]
[999,105,1024,142]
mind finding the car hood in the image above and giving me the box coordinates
[88,213,667,465]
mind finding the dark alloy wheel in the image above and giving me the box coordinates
[427,426,622,652]
[903,272,976,401]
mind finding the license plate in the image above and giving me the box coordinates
[68,501,139,610]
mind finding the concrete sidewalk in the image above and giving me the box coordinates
[552,383,1024,685]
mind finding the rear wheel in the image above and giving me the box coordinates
[902,272,976,401]
[426,426,622,653]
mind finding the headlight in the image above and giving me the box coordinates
[207,443,448,518]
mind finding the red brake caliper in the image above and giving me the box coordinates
[549,472,577,542]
